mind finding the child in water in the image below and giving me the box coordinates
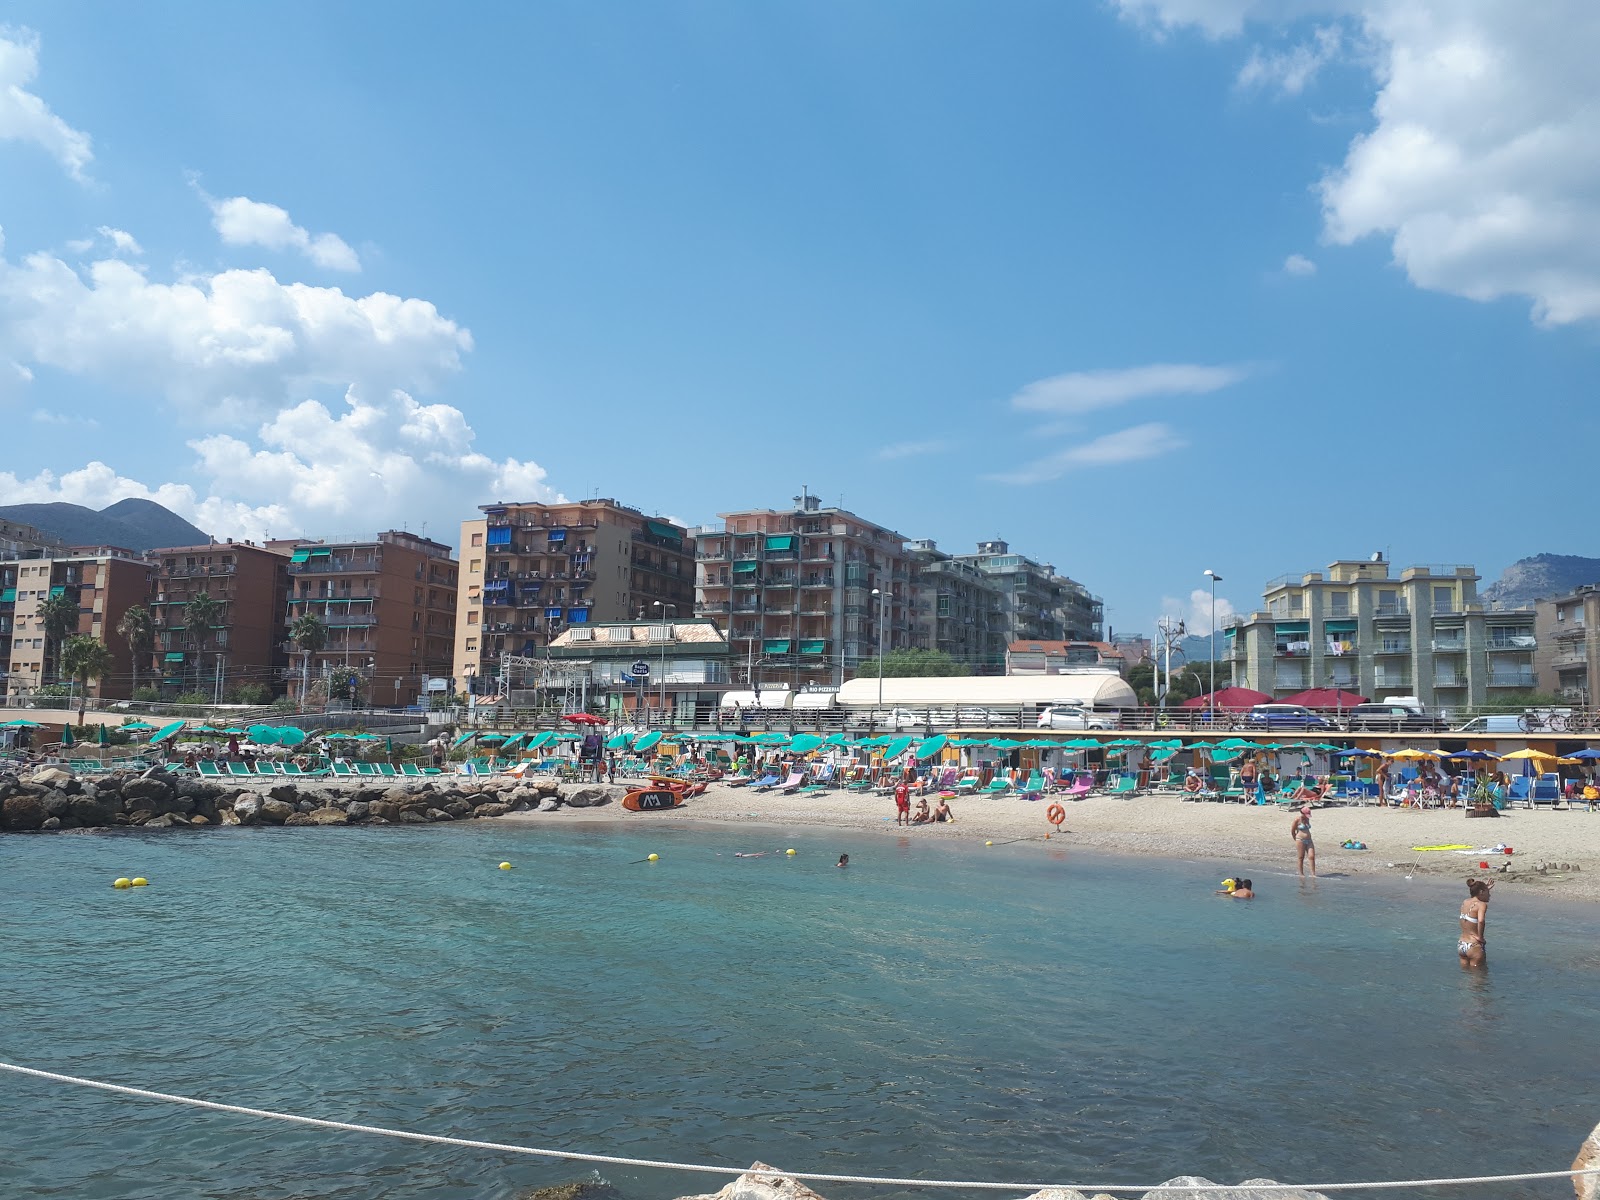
[1216,877,1254,899]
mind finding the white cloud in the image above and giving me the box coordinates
[1237,24,1343,94]
[32,410,98,428]
[1009,362,1251,415]
[0,243,468,419]
[987,422,1186,484]
[0,27,92,180]
[1159,587,1241,644]
[1283,252,1318,275]
[875,439,949,461]
[207,195,361,272]
[95,226,143,256]
[1121,0,1600,326]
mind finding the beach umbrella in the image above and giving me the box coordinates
[0,719,40,727]
[450,731,477,750]
[221,727,247,736]
[605,733,632,750]
[1501,748,1558,761]
[915,734,949,761]
[634,731,663,752]
[248,724,278,746]
[524,731,554,750]
[1181,686,1272,711]
[1022,738,1059,749]
[1335,748,1383,758]
[1386,748,1437,760]
[1104,738,1139,748]
[1149,739,1182,749]
[1442,749,1499,761]
[986,738,1023,751]
[1565,748,1600,760]
[1150,747,1178,762]
[150,720,186,744]
[120,720,156,731]
[562,712,606,725]
[880,734,914,759]
[278,727,307,747]
[60,725,74,748]
[789,733,824,754]
[96,723,109,746]
[386,737,395,757]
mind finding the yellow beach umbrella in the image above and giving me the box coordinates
[1385,748,1436,760]
[1500,748,1559,763]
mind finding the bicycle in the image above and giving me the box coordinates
[1517,710,1570,733]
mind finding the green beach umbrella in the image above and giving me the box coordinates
[478,733,506,744]
[915,734,949,761]
[1151,747,1178,762]
[1104,739,1139,747]
[450,731,477,750]
[821,732,850,746]
[0,719,40,727]
[247,724,278,746]
[150,720,186,743]
[526,731,555,750]
[60,725,74,748]
[883,735,915,759]
[96,723,109,746]
[604,733,631,750]
[120,720,156,731]
[278,727,307,747]
[634,731,663,752]
[986,738,1023,750]
[1023,738,1059,748]
[789,733,824,754]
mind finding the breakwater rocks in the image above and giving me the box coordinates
[0,766,629,832]
[673,1163,1333,1200]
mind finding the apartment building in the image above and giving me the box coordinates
[1,547,153,703]
[952,540,1066,644]
[0,518,65,559]
[1006,640,1128,676]
[1227,557,1538,709]
[1057,577,1106,642]
[546,618,731,721]
[693,492,912,689]
[1535,585,1600,703]
[279,532,458,706]
[454,499,692,696]
[148,541,290,699]
[904,539,1006,673]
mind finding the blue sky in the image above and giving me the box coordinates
[2,1,1597,639]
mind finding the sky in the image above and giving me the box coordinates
[1,0,1597,642]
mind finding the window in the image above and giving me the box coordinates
[469,559,481,572]
[1289,592,1303,614]
[465,638,477,651]
[470,533,483,547]
[1433,585,1454,614]
[467,610,479,625]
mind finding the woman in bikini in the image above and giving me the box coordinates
[1458,877,1491,969]
[1290,804,1316,877]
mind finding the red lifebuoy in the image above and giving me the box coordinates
[1046,803,1066,826]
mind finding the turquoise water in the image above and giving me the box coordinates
[1,824,1597,1200]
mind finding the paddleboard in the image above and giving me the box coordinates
[1411,844,1473,852]
[622,788,685,812]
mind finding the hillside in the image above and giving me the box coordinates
[0,500,209,552]
[1482,554,1600,609]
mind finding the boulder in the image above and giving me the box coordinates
[1,793,46,830]
[558,785,614,808]
[29,766,74,790]
[144,814,178,829]
[345,801,372,822]
[473,802,512,819]
[383,786,413,806]
[127,810,154,826]
[366,815,391,825]
[517,1180,620,1200]
[425,808,453,822]
[284,812,313,827]
[41,816,62,831]
[675,1163,833,1200]
[69,795,118,826]
[306,807,349,825]
[233,795,263,825]
[41,790,73,820]
[369,801,401,823]
[258,798,295,824]
[122,777,174,806]
[191,814,211,826]
[268,784,299,805]
[443,798,472,818]
[537,796,561,812]
[1128,1181,1328,1200]
[217,808,240,826]
[1574,1118,1600,1200]
[398,810,429,824]
[296,799,318,813]
[175,778,221,801]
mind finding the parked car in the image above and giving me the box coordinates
[1037,703,1117,730]
[1452,715,1526,734]
[1344,700,1443,732]
[1244,703,1331,730]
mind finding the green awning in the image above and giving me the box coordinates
[0,588,13,603]
[764,535,795,551]
[733,561,760,574]
[309,547,332,557]
[49,586,66,597]
[763,639,791,654]
[645,520,679,540]
[164,652,185,662]
[290,549,311,563]
[1324,619,1358,634]
[1274,622,1310,635]
[799,639,826,655]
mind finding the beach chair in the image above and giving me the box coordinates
[1108,773,1139,796]
[807,763,836,790]
[1507,776,1533,808]
[954,771,983,794]
[226,761,253,778]
[278,762,305,777]
[196,760,226,778]
[376,763,400,778]
[400,763,424,777]
[331,761,356,777]
[1531,773,1562,807]
[778,771,807,794]
[354,762,382,778]
[1020,769,1047,797]
[750,773,783,792]
[1061,774,1093,800]
[977,775,1013,795]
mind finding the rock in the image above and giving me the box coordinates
[268,784,299,805]
[398,810,428,824]
[383,786,413,806]
[122,777,174,806]
[41,790,73,820]
[366,815,391,825]
[675,1163,834,1200]
[144,814,177,829]
[1574,1118,1600,1200]
[369,801,401,823]
[473,802,512,819]
[29,766,74,789]
[425,808,453,822]
[296,799,318,813]
[1135,1180,1328,1200]
[41,816,61,830]
[258,798,295,824]
[306,807,349,825]
[537,796,561,812]
[443,798,472,818]
[517,1180,620,1200]
[354,785,386,805]
[191,814,210,826]
[345,801,371,822]
[558,785,615,808]
[284,812,313,826]
[233,795,263,825]
[218,808,239,825]
[127,809,154,826]
[69,795,118,826]
[1,793,46,830]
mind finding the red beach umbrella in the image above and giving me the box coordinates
[1180,687,1272,711]
[1278,688,1368,709]
[561,713,606,725]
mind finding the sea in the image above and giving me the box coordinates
[1,822,1597,1200]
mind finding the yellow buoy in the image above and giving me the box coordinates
[985,840,994,846]
[647,853,659,862]
[112,877,132,889]
[131,877,148,887]
[498,862,513,870]
[785,848,796,856]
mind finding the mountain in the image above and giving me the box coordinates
[0,500,209,552]
[1171,632,1223,663]
[1481,554,1600,610]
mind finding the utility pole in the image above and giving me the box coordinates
[1156,616,1186,710]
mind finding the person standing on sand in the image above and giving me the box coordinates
[1458,878,1491,968]
[894,781,911,826]
[1291,804,1317,877]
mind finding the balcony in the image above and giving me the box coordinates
[1487,636,1536,651]
[1373,674,1412,690]
[1373,601,1410,619]
[698,602,731,614]
[1431,637,1466,652]
[1488,671,1537,688]
[800,575,835,588]
[1376,640,1412,655]
[1434,671,1466,687]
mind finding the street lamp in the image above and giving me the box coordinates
[1203,570,1222,726]
[870,587,886,709]
[652,601,678,724]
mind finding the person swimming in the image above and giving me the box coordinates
[1458,877,1491,968]
[837,854,849,868]
[1216,877,1254,899]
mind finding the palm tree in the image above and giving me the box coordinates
[37,591,82,686]
[60,635,114,724]
[115,604,154,697]
[290,613,328,708]
[184,592,225,699]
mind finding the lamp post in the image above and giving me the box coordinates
[1203,570,1222,726]
[652,601,678,725]
[871,587,886,710]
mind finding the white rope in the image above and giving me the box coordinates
[1,1060,1594,1195]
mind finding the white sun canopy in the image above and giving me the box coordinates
[834,671,1136,709]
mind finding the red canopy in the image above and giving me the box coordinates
[1181,686,1273,711]
[1278,688,1368,709]
[561,713,606,725]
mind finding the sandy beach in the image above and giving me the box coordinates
[511,784,1600,903]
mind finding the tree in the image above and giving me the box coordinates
[60,635,114,723]
[290,613,328,707]
[1128,660,1213,707]
[116,604,154,698]
[184,592,224,698]
[857,648,972,678]
[37,591,82,686]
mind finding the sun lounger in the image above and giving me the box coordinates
[331,761,356,777]
[1062,775,1093,800]
[977,776,1012,795]
[1507,776,1533,807]
[749,773,783,791]
[1108,773,1139,796]
[1531,773,1562,807]
[376,763,400,778]
[954,772,982,794]
[1020,770,1047,796]
[399,763,424,777]
[224,761,252,778]
[196,760,226,778]
[778,771,807,795]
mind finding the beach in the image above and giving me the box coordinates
[512,784,1600,902]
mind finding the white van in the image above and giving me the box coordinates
[1453,714,1532,734]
